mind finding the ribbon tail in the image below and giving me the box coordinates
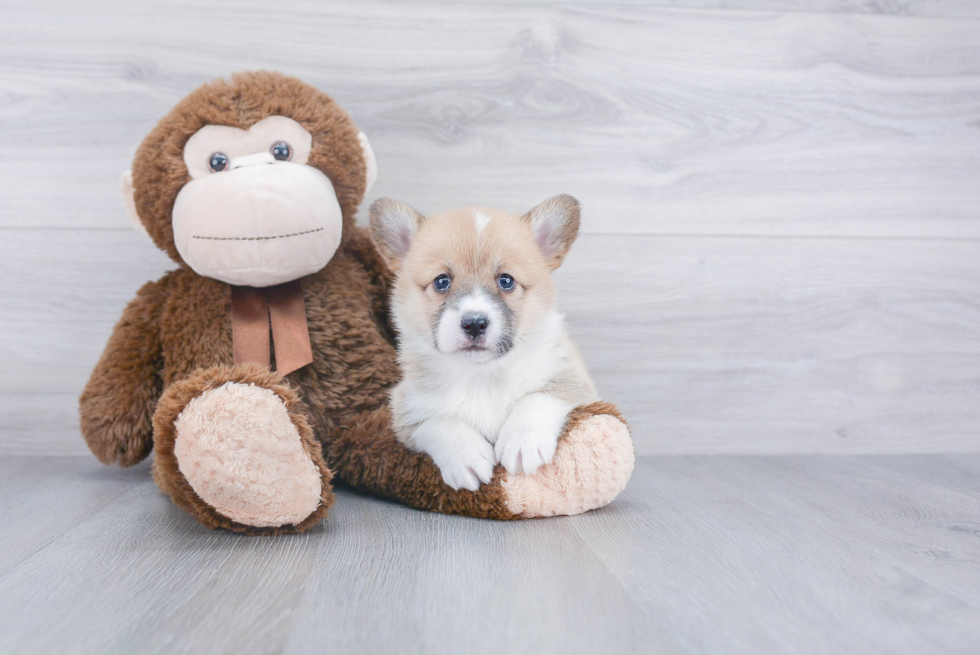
[231,286,271,368]
[268,280,314,376]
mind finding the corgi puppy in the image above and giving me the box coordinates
[369,195,598,491]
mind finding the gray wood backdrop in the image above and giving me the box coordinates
[1,0,978,457]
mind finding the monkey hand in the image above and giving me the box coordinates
[79,279,166,467]
[80,400,156,467]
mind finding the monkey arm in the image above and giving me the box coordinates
[324,406,519,519]
[323,402,633,519]
[79,278,169,466]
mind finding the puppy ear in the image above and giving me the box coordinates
[369,198,424,270]
[523,194,580,269]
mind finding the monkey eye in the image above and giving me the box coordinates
[270,141,292,161]
[208,152,229,172]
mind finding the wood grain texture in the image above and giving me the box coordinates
[569,454,980,654]
[0,1,978,237]
[0,456,148,577]
[1,0,979,456]
[1,454,978,654]
[404,1,980,19]
[3,229,979,456]
[561,234,980,455]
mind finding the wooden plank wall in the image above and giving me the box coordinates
[1,0,978,456]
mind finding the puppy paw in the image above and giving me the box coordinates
[439,447,496,491]
[495,421,560,476]
[495,394,572,476]
[410,420,496,491]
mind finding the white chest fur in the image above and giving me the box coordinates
[392,326,569,443]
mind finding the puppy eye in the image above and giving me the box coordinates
[497,273,515,291]
[208,152,229,172]
[270,141,292,161]
[433,274,452,292]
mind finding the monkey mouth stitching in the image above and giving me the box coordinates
[192,227,324,241]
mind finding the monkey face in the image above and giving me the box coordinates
[122,72,378,287]
[170,116,343,287]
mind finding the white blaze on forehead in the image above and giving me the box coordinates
[458,289,495,316]
[473,210,491,235]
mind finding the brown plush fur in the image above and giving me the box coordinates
[79,71,628,533]
[80,278,168,466]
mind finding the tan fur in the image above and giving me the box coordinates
[368,198,425,269]
[396,206,565,359]
[390,203,596,401]
[372,198,605,490]
[522,194,581,270]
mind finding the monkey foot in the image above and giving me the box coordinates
[500,406,635,518]
[152,364,334,534]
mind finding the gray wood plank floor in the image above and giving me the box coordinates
[1,454,978,655]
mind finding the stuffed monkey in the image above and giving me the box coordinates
[79,71,634,534]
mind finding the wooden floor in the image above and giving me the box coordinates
[0,454,977,655]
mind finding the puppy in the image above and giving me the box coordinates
[369,195,598,491]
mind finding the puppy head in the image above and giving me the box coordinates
[369,195,580,363]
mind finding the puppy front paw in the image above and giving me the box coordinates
[434,435,496,492]
[409,420,496,492]
[495,396,571,476]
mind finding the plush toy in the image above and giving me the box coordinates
[79,71,634,534]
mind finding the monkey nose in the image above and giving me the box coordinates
[230,151,277,169]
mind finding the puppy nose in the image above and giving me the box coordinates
[460,314,489,339]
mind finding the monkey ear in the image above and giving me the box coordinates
[358,132,378,195]
[523,194,581,270]
[120,171,150,238]
[369,198,423,270]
